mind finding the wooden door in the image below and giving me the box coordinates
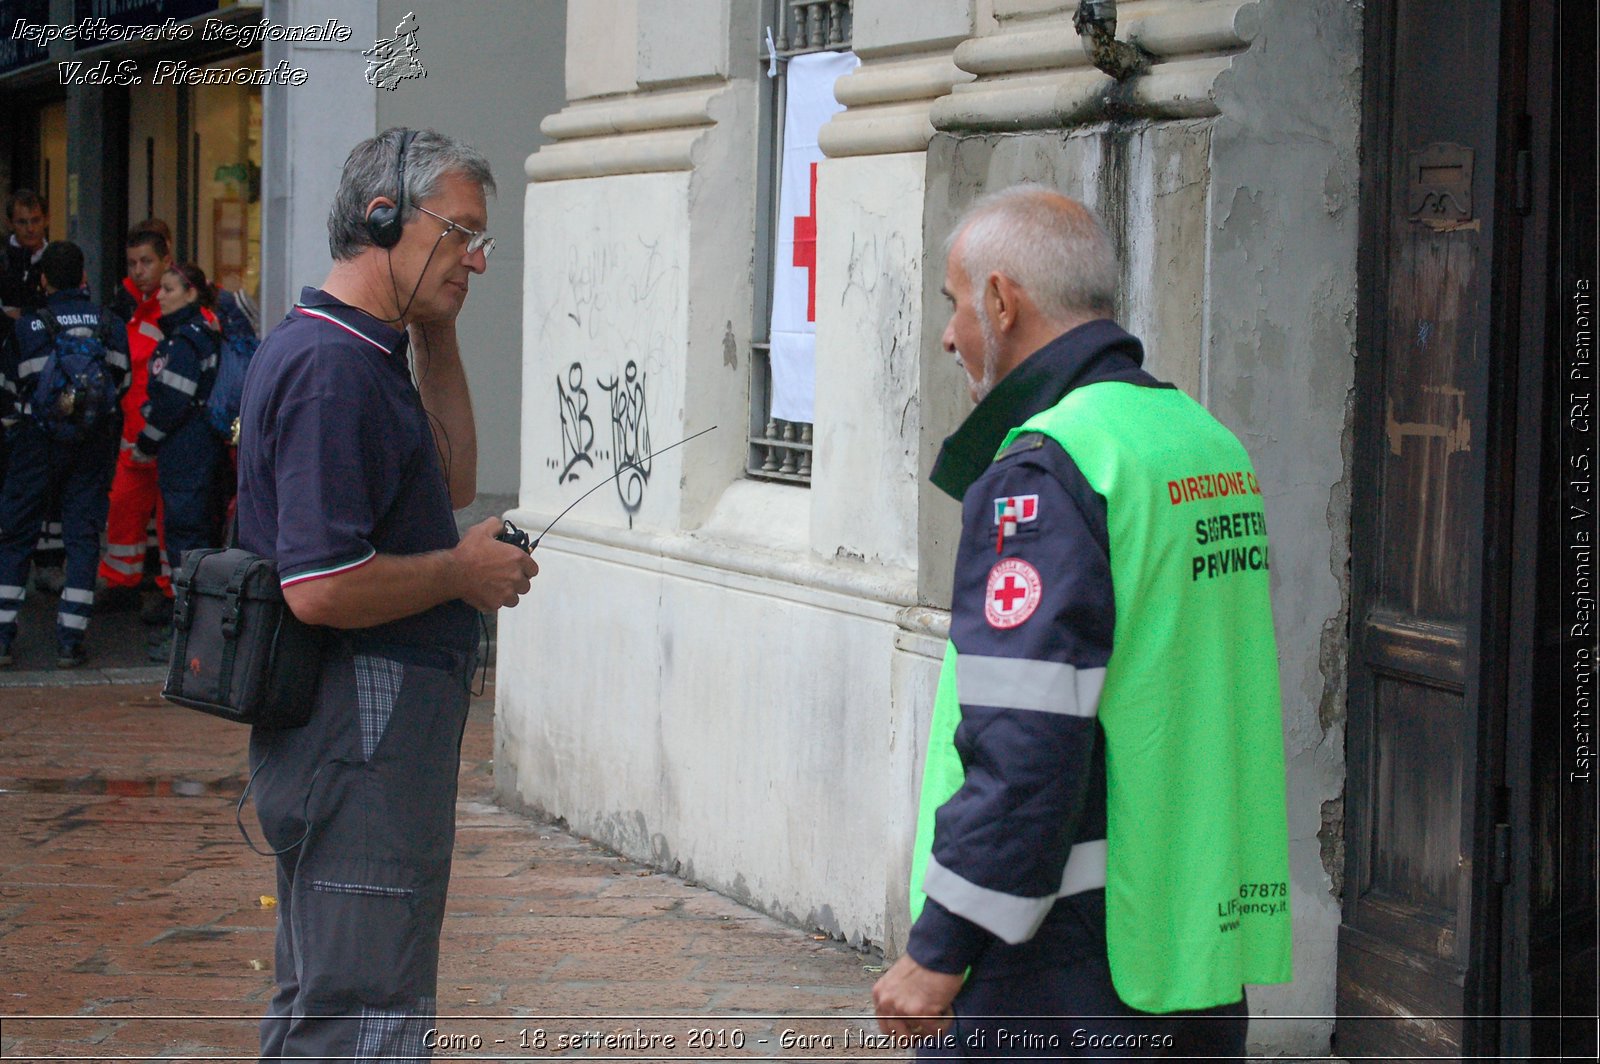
[1339,0,1508,1056]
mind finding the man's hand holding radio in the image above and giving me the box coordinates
[453,516,539,612]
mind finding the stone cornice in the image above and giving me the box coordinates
[818,51,973,158]
[525,81,733,182]
[526,1,1261,172]
[933,0,1260,132]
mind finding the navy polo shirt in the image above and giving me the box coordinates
[235,287,477,653]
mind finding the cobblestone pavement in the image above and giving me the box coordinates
[0,681,892,1062]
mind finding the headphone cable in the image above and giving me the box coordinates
[370,226,449,327]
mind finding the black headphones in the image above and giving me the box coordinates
[364,128,417,250]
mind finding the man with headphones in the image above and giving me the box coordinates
[235,128,539,1062]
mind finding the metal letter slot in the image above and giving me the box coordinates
[1407,142,1474,222]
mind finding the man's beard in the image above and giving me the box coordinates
[965,300,1002,402]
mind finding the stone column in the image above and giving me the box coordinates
[808,0,977,951]
[522,0,756,533]
[504,0,933,953]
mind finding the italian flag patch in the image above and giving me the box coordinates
[993,494,1039,554]
[993,494,1039,525]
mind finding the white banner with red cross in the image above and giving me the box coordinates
[768,48,858,424]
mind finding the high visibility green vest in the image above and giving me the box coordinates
[911,381,1292,1012]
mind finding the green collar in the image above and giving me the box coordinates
[929,319,1146,500]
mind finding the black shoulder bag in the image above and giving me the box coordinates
[159,537,325,729]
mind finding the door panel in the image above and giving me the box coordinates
[1376,234,1478,622]
[1372,678,1463,914]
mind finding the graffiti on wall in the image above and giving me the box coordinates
[599,360,652,526]
[552,361,597,483]
[537,230,681,526]
[547,358,654,527]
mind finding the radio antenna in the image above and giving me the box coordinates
[531,425,718,550]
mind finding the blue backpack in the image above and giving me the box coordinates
[206,290,259,443]
[31,309,120,442]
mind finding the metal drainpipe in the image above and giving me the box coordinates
[1073,0,1151,81]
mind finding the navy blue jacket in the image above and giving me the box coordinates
[908,320,1175,976]
[0,287,131,426]
[0,238,48,315]
[136,302,220,456]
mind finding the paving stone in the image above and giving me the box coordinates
[709,984,883,1013]
[597,874,712,899]
[88,933,277,978]
[13,1038,249,1061]
[548,952,708,982]
[0,884,121,908]
[0,1017,120,1043]
[7,969,274,1009]
[497,979,721,1013]
[494,896,679,919]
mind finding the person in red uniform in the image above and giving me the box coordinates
[99,223,173,613]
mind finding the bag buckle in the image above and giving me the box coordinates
[221,585,244,638]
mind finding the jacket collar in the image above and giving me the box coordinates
[929,319,1146,500]
[123,276,160,312]
[44,287,89,309]
[157,301,205,333]
[294,286,407,357]
[9,235,46,263]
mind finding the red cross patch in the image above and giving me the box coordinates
[985,558,1043,629]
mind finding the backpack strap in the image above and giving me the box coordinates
[33,306,112,348]
[28,309,63,419]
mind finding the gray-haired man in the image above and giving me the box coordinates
[238,128,538,1061]
[873,186,1291,1060]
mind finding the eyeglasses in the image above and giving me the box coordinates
[414,204,496,259]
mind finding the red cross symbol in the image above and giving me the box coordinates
[992,574,1028,612]
[985,558,1041,629]
[792,161,819,322]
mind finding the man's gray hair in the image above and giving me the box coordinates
[327,128,496,261]
[947,183,1119,322]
